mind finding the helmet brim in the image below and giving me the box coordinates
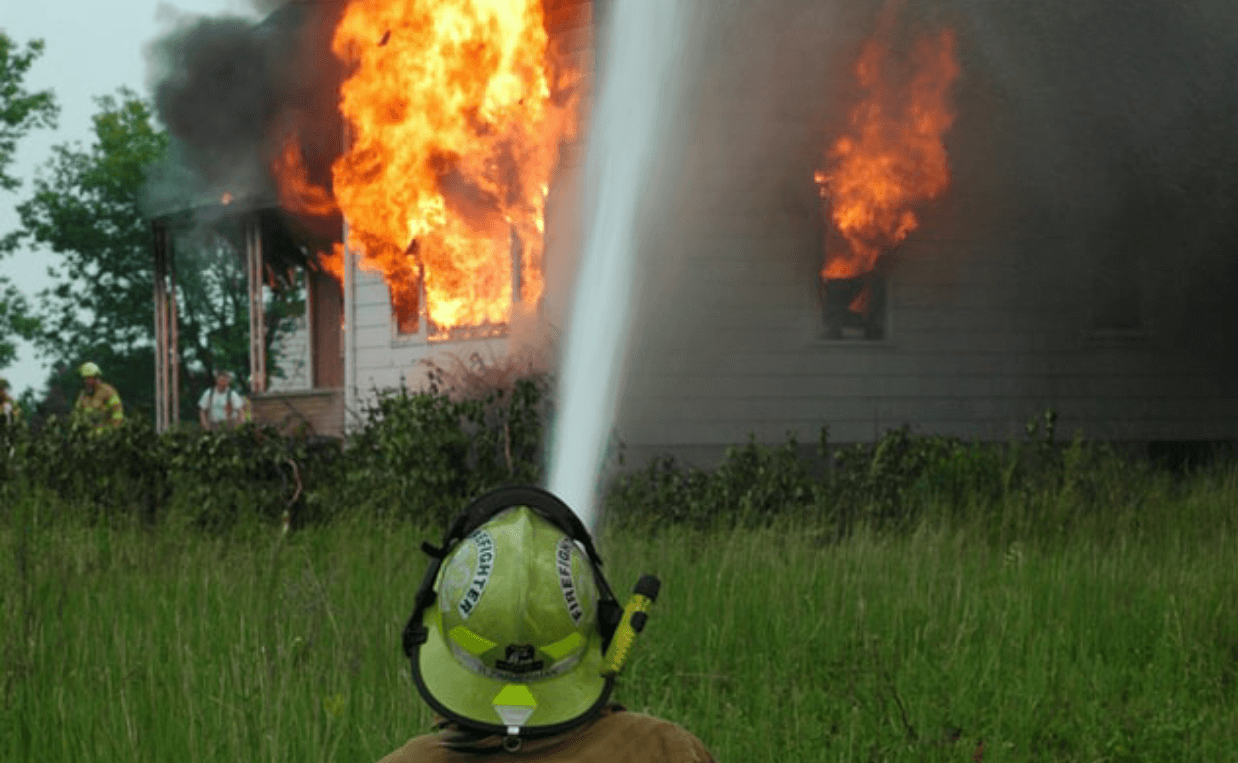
[413,606,613,736]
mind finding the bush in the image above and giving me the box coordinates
[605,435,818,530]
[332,378,544,525]
[602,410,1210,544]
[0,373,545,531]
[2,397,1227,547]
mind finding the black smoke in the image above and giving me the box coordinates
[145,0,347,221]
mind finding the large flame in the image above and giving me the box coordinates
[322,0,581,333]
[816,28,959,279]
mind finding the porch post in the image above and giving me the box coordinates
[152,220,180,432]
[246,215,267,394]
[153,220,168,432]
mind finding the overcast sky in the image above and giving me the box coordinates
[1,0,261,395]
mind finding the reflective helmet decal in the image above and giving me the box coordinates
[448,625,498,656]
[492,684,537,729]
[443,530,495,620]
[556,538,585,625]
[447,639,585,683]
[540,631,585,660]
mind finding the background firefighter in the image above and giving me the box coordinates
[73,362,123,431]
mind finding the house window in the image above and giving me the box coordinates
[391,279,421,336]
[821,269,887,340]
[267,268,312,392]
[393,232,522,342]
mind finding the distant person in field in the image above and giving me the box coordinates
[376,485,715,763]
[73,362,123,431]
[0,377,21,426]
[198,371,245,430]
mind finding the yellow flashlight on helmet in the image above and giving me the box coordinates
[601,574,660,677]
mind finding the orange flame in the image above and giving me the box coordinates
[272,130,339,217]
[816,28,959,279]
[328,0,582,333]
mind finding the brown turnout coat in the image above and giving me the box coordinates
[377,706,715,763]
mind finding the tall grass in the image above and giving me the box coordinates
[3,469,1238,762]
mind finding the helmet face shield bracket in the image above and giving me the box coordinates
[401,485,623,740]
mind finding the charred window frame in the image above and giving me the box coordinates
[817,191,891,341]
[391,265,422,338]
[820,263,889,341]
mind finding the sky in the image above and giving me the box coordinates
[1,0,261,395]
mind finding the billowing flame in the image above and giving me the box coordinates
[325,0,582,333]
[816,28,959,279]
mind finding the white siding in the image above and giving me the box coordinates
[267,316,311,392]
[346,269,513,423]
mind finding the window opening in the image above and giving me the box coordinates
[821,268,887,341]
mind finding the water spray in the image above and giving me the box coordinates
[547,0,688,532]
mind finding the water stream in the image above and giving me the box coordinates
[546,0,687,531]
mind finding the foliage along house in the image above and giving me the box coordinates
[151,1,1238,462]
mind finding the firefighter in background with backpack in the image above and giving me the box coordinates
[198,370,245,430]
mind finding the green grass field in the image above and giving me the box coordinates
[4,474,1238,762]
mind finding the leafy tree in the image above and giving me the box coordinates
[11,90,300,421]
[0,281,38,369]
[0,34,57,191]
[0,32,59,369]
[17,92,167,366]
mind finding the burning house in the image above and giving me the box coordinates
[149,0,1238,462]
[148,0,590,436]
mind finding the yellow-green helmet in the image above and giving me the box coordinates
[79,362,102,378]
[404,487,621,742]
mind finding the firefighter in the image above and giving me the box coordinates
[73,362,124,431]
[0,376,20,426]
[377,486,715,763]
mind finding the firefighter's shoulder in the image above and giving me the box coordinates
[553,709,716,762]
[374,733,449,763]
[374,711,714,763]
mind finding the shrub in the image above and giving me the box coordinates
[0,366,548,532]
[332,375,546,525]
[605,435,817,530]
